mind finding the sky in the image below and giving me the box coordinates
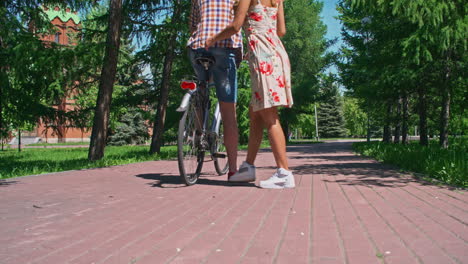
[320,0,343,74]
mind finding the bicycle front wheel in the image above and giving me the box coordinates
[177,100,204,185]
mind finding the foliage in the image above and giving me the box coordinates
[107,108,149,146]
[280,0,329,134]
[317,75,347,138]
[338,0,467,147]
[343,96,367,137]
[353,138,468,188]
[0,1,97,140]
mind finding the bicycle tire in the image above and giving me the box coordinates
[177,100,204,185]
[213,118,229,175]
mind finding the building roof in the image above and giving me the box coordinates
[43,6,81,24]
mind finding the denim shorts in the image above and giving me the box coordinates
[188,47,238,103]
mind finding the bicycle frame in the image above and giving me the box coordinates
[177,80,221,143]
[177,55,229,184]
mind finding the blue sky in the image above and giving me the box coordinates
[321,0,342,52]
[320,0,342,74]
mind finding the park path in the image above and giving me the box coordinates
[0,141,467,264]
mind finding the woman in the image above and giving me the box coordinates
[206,0,294,189]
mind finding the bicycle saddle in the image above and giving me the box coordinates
[195,55,216,69]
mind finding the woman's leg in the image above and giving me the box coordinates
[259,107,289,170]
[246,107,264,165]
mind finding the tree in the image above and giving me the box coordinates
[108,108,148,145]
[1,1,92,150]
[350,0,467,148]
[343,96,367,137]
[149,0,186,154]
[88,0,123,160]
[317,75,346,138]
[280,0,328,140]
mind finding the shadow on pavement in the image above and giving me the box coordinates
[135,173,256,188]
[285,142,439,189]
[0,180,18,187]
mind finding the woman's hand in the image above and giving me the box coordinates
[205,36,215,50]
[204,0,251,50]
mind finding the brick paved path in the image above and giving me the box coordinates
[1,142,467,264]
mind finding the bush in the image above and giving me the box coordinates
[108,110,149,146]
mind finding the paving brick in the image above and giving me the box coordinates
[1,141,466,264]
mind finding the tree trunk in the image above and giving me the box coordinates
[418,85,428,146]
[383,100,392,143]
[88,0,123,161]
[401,93,409,144]
[439,55,451,149]
[18,129,21,152]
[366,111,371,142]
[149,0,183,154]
[393,97,401,143]
[0,34,6,151]
[0,70,4,148]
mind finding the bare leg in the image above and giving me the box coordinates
[246,107,264,165]
[219,102,238,173]
[259,107,289,170]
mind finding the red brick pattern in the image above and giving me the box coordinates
[0,142,466,263]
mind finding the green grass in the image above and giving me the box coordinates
[0,145,178,179]
[27,142,90,146]
[353,138,467,188]
[287,139,323,145]
[0,141,270,179]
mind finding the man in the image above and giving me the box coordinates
[187,0,241,179]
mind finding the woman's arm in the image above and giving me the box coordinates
[276,0,286,37]
[205,0,252,49]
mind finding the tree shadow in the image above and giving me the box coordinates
[135,173,256,188]
[290,162,418,188]
[278,141,451,189]
[290,155,367,161]
[0,179,18,187]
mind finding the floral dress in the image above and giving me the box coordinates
[244,0,293,112]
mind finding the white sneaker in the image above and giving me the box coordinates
[259,168,295,189]
[229,161,256,182]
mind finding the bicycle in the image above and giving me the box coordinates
[176,55,229,185]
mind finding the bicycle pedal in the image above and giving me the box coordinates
[212,153,227,158]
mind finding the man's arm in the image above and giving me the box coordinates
[189,0,200,34]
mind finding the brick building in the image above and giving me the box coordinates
[24,5,91,143]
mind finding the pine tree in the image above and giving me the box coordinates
[108,109,148,146]
[317,76,347,138]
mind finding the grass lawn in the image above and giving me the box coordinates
[0,145,178,179]
[27,142,90,146]
[353,138,467,188]
[0,142,272,179]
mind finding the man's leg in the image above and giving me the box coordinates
[211,48,240,175]
[219,101,238,174]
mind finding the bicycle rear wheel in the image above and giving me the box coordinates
[177,99,204,185]
[213,118,229,175]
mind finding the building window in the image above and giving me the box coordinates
[54,33,60,43]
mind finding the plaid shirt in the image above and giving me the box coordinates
[187,0,243,50]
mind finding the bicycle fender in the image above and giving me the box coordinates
[176,93,192,112]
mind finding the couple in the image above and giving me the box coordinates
[187,0,294,189]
